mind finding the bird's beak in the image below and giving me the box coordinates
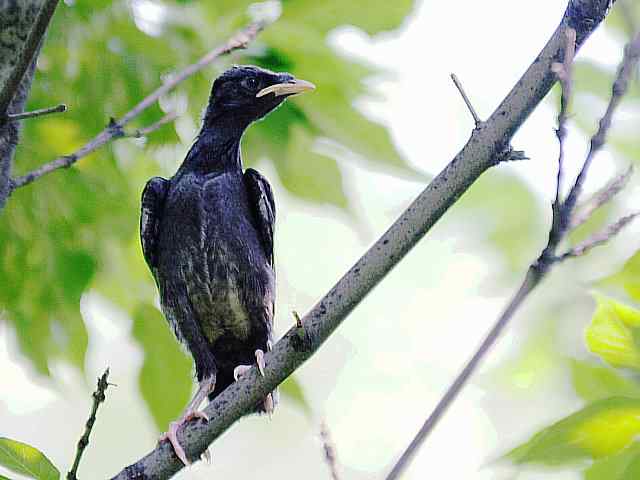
[256,78,316,98]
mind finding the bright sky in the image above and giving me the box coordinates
[1,1,638,479]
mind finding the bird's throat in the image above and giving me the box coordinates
[184,126,244,175]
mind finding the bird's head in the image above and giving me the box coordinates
[203,65,315,131]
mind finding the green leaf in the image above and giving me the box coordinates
[244,104,348,207]
[255,23,419,177]
[585,441,640,480]
[281,0,415,36]
[571,360,640,402]
[507,397,640,466]
[132,304,193,431]
[277,125,348,208]
[585,295,640,370]
[280,375,312,417]
[0,438,59,480]
[600,251,640,303]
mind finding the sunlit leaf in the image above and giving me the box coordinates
[0,438,59,480]
[507,397,640,466]
[571,359,640,402]
[280,0,415,36]
[585,295,640,370]
[585,441,640,480]
[132,304,193,430]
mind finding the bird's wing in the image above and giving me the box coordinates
[243,168,276,266]
[140,176,169,275]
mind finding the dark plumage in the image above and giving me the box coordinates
[139,65,314,464]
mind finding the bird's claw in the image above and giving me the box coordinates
[184,409,209,423]
[201,447,213,464]
[233,349,266,380]
[255,349,265,376]
[159,410,209,466]
[264,392,274,418]
[233,364,252,381]
[160,420,190,466]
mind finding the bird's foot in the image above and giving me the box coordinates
[159,410,209,466]
[233,349,267,380]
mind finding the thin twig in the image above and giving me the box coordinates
[7,103,67,122]
[292,310,303,328]
[562,30,640,221]
[67,368,111,480]
[129,112,177,138]
[0,0,60,118]
[450,73,482,126]
[550,28,577,234]
[562,211,640,259]
[570,165,633,229]
[10,22,265,190]
[386,26,640,480]
[319,421,341,480]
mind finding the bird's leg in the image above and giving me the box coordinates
[159,374,216,466]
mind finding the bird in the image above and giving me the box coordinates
[139,65,315,465]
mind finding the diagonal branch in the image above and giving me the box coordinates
[109,1,616,479]
[9,21,265,191]
[386,25,640,480]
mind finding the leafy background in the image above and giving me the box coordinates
[1,0,640,479]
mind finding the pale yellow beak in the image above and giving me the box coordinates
[256,79,316,98]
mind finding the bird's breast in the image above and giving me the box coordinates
[164,172,273,345]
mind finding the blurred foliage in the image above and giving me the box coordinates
[0,0,415,429]
[508,397,640,465]
[0,437,59,480]
[585,295,640,370]
[508,249,640,478]
[505,6,640,474]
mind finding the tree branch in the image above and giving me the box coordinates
[0,0,60,118]
[9,21,265,191]
[127,112,177,139]
[386,24,640,480]
[7,103,67,122]
[67,369,111,480]
[320,421,341,480]
[0,0,59,211]
[109,1,616,479]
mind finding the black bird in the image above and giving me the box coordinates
[139,65,315,464]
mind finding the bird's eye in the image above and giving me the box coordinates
[242,77,258,91]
